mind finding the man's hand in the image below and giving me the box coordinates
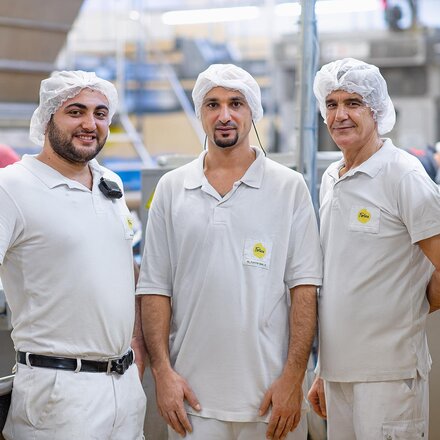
[307,377,327,418]
[259,374,303,440]
[155,368,201,437]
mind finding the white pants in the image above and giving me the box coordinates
[3,362,146,440]
[325,376,429,440]
[167,413,308,440]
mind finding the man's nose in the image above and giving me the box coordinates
[335,105,348,121]
[81,114,97,130]
[218,105,231,123]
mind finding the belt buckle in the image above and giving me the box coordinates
[107,352,130,375]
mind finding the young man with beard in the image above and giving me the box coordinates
[308,58,440,439]
[137,64,322,440]
[0,71,146,439]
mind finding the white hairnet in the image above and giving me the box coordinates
[192,64,263,122]
[29,70,118,146]
[313,58,396,135]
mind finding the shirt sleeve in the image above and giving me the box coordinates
[0,185,22,265]
[285,175,323,289]
[136,178,173,296]
[398,168,440,244]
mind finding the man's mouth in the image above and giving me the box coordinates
[215,125,236,134]
[333,125,354,131]
[75,133,97,142]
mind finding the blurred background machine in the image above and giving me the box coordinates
[274,27,440,152]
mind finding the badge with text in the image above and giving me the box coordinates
[122,214,135,239]
[243,238,273,269]
[357,208,371,224]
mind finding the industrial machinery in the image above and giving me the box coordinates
[274,27,440,152]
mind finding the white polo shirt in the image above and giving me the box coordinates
[137,147,322,422]
[0,155,136,360]
[317,139,440,382]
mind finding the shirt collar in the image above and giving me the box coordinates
[184,146,265,190]
[328,138,393,181]
[20,154,103,190]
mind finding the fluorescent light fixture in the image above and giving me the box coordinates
[276,0,379,17]
[162,6,260,25]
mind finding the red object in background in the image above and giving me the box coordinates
[0,144,20,168]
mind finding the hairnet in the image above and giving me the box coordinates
[29,70,118,146]
[313,58,396,135]
[192,64,263,122]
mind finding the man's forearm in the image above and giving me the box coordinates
[140,294,173,377]
[427,270,440,313]
[132,295,148,377]
[284,285,317,382]
[133,295,144,340]
[418,235,440,313]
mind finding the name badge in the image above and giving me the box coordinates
[121,214,135,239]
[243,238,273,269]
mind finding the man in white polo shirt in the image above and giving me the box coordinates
[308,58,440,439]
[136,64,322,440]
[0,71,146,439]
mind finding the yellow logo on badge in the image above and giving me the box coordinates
[253,243,266,259]
[126,217,134,230]
[357,208,371,224]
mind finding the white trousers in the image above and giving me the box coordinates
[167,413,308,440]
[3,362,146,440]
[325,376,429,440]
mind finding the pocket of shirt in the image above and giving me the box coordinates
[382,418,425,439]
[242,237,273,270]
[348,205,380,234]
[120,213,135,240]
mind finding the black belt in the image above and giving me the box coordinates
[16,350,133,375]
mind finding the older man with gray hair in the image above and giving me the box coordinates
[308,58,440,439]
[0,70,147,439]
[137,64,322,440]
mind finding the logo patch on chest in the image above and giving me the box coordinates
[357,208,371,224]
[349,205,380,234]
[243,238,273,269]
[253,243,266,259]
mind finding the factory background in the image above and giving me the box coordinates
[0,0,440,438]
